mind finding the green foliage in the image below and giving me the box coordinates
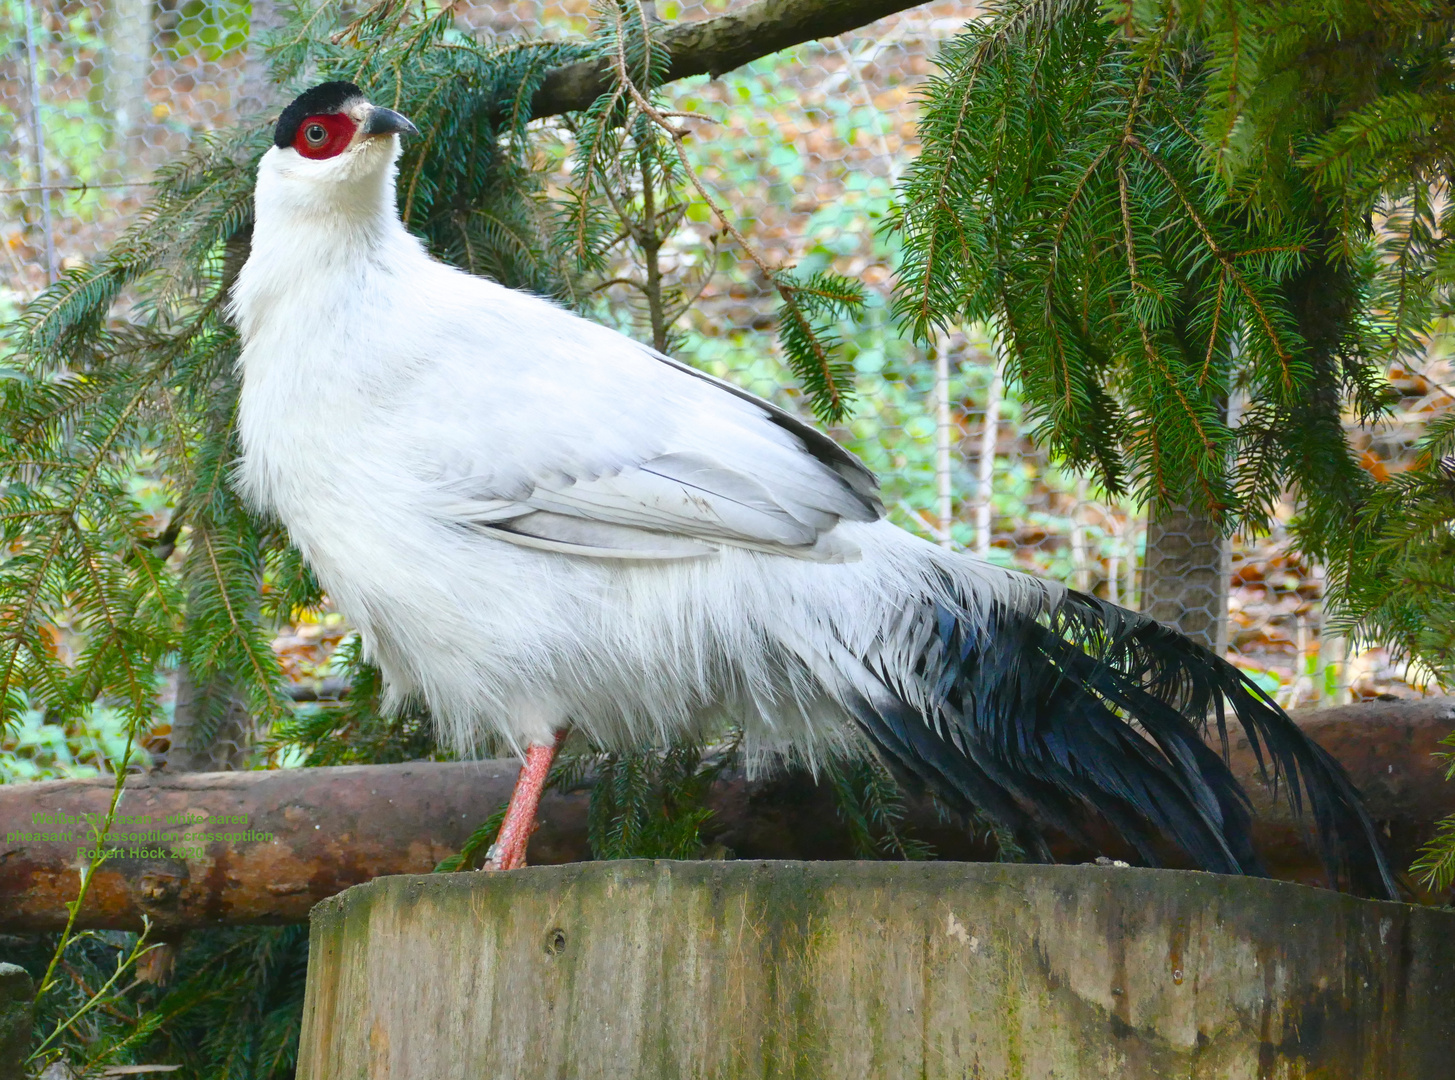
[0,703,146,782]
[13,924,307,1078]
[143,925,308,1078]
[774,269,868,423]
[1331,412,1455,682]
[891,0,1391,534]
[821,755,935,860]
[4,119,271,743]
[27,924,159,1071]
[11,928,145,1072]
[1334,409,1455,890]
[580,739,727,860]
[1413,802,1455,893]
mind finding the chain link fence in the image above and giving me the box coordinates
[0,0,1435,753]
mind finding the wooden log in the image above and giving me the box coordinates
[2,698,1452,931]
[0,761,561,933]
[297,860,1455,1079]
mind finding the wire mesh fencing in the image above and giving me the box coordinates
[0,0,1436,731]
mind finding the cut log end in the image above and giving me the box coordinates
[298,860,1455,1079]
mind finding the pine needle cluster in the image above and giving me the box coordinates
[891,0,1395,535]
[12,923,308,1077]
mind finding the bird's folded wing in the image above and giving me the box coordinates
[404,285,884,562]
[443,450,863,562]
[649,350,881,511]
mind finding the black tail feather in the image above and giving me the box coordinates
[853,581,1396,898]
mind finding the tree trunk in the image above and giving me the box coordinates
[166,662,255,774]
[166,513,263,774]
[1140,500,1229,651]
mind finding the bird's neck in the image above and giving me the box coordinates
[252,160,408,262]
[232,166,427,344]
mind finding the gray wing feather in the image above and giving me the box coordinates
[417,297,884,561]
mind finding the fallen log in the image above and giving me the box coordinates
[1,697,1451,931]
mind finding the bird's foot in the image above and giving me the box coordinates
[481,731,567,872]
[482,835,526,873]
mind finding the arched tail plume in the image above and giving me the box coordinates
[847,581,1396,898]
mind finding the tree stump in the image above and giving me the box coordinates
[298,861,1455,1079]
[0,963,33,1077]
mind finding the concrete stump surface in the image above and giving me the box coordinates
[298,860,1455,1079]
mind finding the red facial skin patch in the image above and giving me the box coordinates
[293,113,357,160]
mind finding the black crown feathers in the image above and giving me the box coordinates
[274,81,364,149]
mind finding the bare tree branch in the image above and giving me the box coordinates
[529,0,932,119]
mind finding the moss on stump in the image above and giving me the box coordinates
[298,861,1455,1079]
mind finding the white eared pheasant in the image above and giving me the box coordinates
[231,81,1392,893]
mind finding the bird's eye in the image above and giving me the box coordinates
[291,113,356,160]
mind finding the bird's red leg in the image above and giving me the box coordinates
[484,730,567,872]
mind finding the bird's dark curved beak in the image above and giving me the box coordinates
[362,106,418,138]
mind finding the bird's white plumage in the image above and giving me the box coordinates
[220,87,1399,893]
[232,120,1042,765]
